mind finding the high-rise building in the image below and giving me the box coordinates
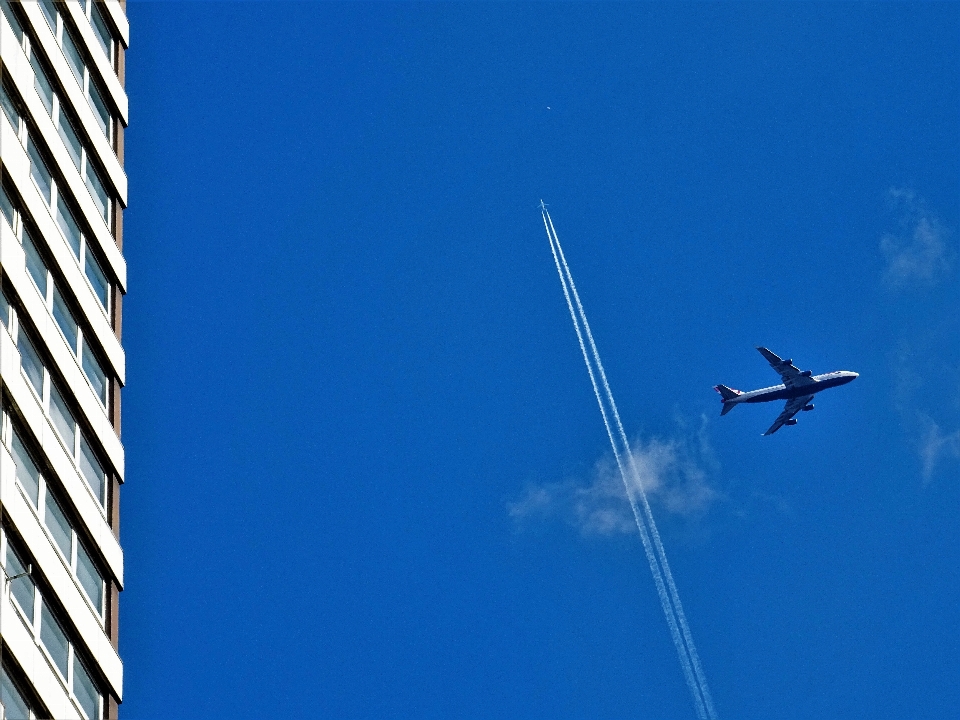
[0,1,127,718]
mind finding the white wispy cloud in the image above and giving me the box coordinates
[888,326,959,483]
[880,188,954,288]
[918,414,960,484]
[879,192,960,482]
[508,419,718,537]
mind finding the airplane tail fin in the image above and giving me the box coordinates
[714,384,742,415]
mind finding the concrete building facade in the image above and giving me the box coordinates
[0,1,127,717]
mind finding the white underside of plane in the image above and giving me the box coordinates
[715,347,858,435]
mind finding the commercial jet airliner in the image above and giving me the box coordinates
[715,347,858,435]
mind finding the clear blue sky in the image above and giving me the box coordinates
[123,4,958,718]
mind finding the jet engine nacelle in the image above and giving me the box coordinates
[802,404,814,411]
[785,419,798,426]
[800,370,813,377]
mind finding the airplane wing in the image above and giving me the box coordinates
[757,347,815,388]
[763,394,815,436]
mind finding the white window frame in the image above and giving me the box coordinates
[33,1,113,143]
[5,419,106,621]
[25,128,112,319]
[9,183,110,411]
[83,0,115,67]
[1,529,102,719]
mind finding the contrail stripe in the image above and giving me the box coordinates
[543,208,716,719]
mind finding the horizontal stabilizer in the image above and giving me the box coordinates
[715,384,741,416]
[714,384,742,401]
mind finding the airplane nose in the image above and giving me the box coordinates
[850,372,859,379]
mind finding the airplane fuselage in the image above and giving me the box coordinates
[733,371,858,404]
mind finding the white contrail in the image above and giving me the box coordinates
[542,207,717,719]
[540,212,707,719]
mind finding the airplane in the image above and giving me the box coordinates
[714,347,858,435]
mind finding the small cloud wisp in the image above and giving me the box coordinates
[509,428,718,538]
[919,414,960,484]
[880,188,954,288]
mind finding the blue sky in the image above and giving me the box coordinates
[122,3,958,718]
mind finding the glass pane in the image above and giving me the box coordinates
[57,113,82,170]
[84,251,109,308]
[0,286,8,328]
[85,163,109,221]
[0,183,15,228]
[27,138,53,204]
[55,201,82,256]
[52,285,79,353]
[61,28,85,86]
[0,82,19,132]
[44,491,73,558]
[38,0,57,31]
[81,337,107,404]
[23,229,49,296]
[6,544,34,622]
[18,331,45,397]
[30,53,54,116]
[0,667,30,720]
[90,3,112,60]
[78,434,104,505]
[0,0,23,43]
[11,430,40,506]
[73,654,100,720]
[39,599,68,677]
[50,383,76,451]
[87,81,109,137]
[76,541,103,613]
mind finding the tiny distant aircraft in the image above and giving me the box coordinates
[714,347,858,435]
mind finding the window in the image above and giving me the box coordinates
[0,0,23,44]
[38,0,57,31]
[26,130,112,310]
[18,331,45,397]
[29,44,114,224]
[0,286,8,330]
[30,53,54,116]
[19,339,108,508]
[76,541,103,610]
[10,427,106,613]
[11,431,40,506]
[9,538,104,716]
[0,183,15,229]
[6,544,34,619]
[89,2,113,62]
[27,140,53,205]
[4,531,103,716]
[0,667,31,720]
[23,230,48,296]
[49,382,76,451]
[57,112,83,170]
[61,26,85,85]
[0,81,20,133]
[55,201,82,256]
[44,491,72,558]
[78,434,105,505]
[39,599,69,677]
[30,4,115,143]
[73,655,100,719]
[85,163,109,222]
[23,223,112,408]
[84,250,109,307]
[87,81,110,138]
[52,285,79,351]
[81,338,106,404]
